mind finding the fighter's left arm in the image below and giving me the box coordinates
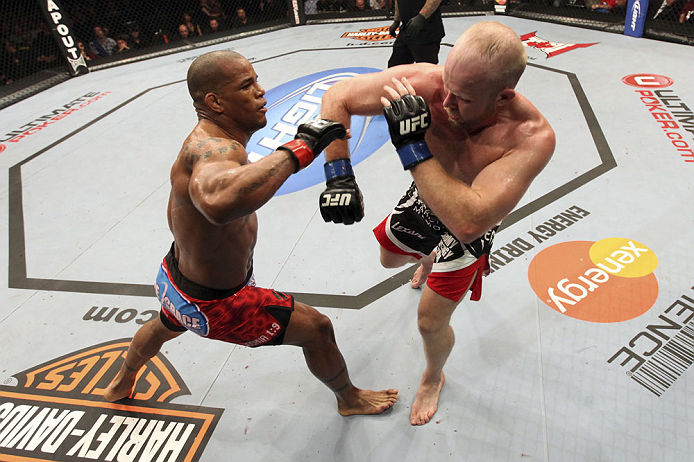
[411,127,555,244]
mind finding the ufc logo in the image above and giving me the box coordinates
[321,193,352,207]
[399,114,429,135]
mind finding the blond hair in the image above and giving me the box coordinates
[452,22,526,92]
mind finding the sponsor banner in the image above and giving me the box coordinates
[489,205,591,274]
[520,32,597,58]
[341,26,394,42]
[0,91,111,150]
[0,339,222,461]
[623,74,694,163]
[247,68,389,195]
[624,0,649,38]
[38,0,88,76]
[528,238,659,322]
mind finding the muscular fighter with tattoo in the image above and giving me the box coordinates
[104,50,398,416]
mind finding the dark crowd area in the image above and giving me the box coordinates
[0,0,691,92]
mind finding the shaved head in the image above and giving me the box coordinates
[447,22,526,93]
[187,50,248,105]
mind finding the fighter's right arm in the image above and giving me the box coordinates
[321,64,433,162]
[185,138,296,225]
[186,119,346,225]
[318,65,435,225]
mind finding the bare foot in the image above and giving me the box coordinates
[337,388,399,416]
[103,372,136,402]
[411,252,435,289]
[410,372,445,426]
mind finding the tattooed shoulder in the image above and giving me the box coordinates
[181,137,244,166]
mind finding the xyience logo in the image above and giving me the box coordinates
[341,26,393,42]
[0,339,223,461]
[528,238,659,322]
[520,32,597,58]
[247,68,389,195]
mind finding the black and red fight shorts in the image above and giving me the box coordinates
[155,243,294,347]
[373,182,498,303]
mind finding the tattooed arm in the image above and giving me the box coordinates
[180,136,296,225]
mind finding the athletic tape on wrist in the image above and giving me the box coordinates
[324,158,354,180]
[396,140,433,170]
[278,139,314,173]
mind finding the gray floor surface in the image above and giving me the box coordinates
[0,15,692,462]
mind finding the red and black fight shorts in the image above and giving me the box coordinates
[373,182,498,303]
[155,243,294,347]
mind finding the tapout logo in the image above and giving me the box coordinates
[528,238,659,322]
[247,68,389,195]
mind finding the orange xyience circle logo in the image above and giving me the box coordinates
[528,238,658,323]
[622,74,674,88]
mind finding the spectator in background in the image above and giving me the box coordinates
[352,0,372,11]
[77,41,97,60]
[590,0,626,12]
[206,18,222,33]
[116,35,131,52]
[182,12,203,37]
[89,26,117,58]
[127,26,149,50]
[260,0,288,20]
[370,0,387,10]
[231,7,252,27]
[200,0,228,24]
[174,24,191,41]
[680,0,694,21]
[305,0,320,14]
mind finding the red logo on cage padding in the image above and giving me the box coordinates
[520,31,597,58]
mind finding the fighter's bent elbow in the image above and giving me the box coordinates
[450,223,487,245]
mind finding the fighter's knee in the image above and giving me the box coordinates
[416,314,447,337]
[310,311,335,340]
[379,252,398,268]
[379,248,413,268]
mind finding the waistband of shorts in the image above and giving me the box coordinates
[164,242,253,301]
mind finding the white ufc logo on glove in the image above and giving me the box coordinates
[399,114,429,135]
[321,193,352,207]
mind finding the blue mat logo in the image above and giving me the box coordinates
[247,68,389,195]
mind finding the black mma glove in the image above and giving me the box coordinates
[383,94,433,170]
[404,14,426,39]
[319,159,364,225]
[277,119,346,173]
[389,20,400,37]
